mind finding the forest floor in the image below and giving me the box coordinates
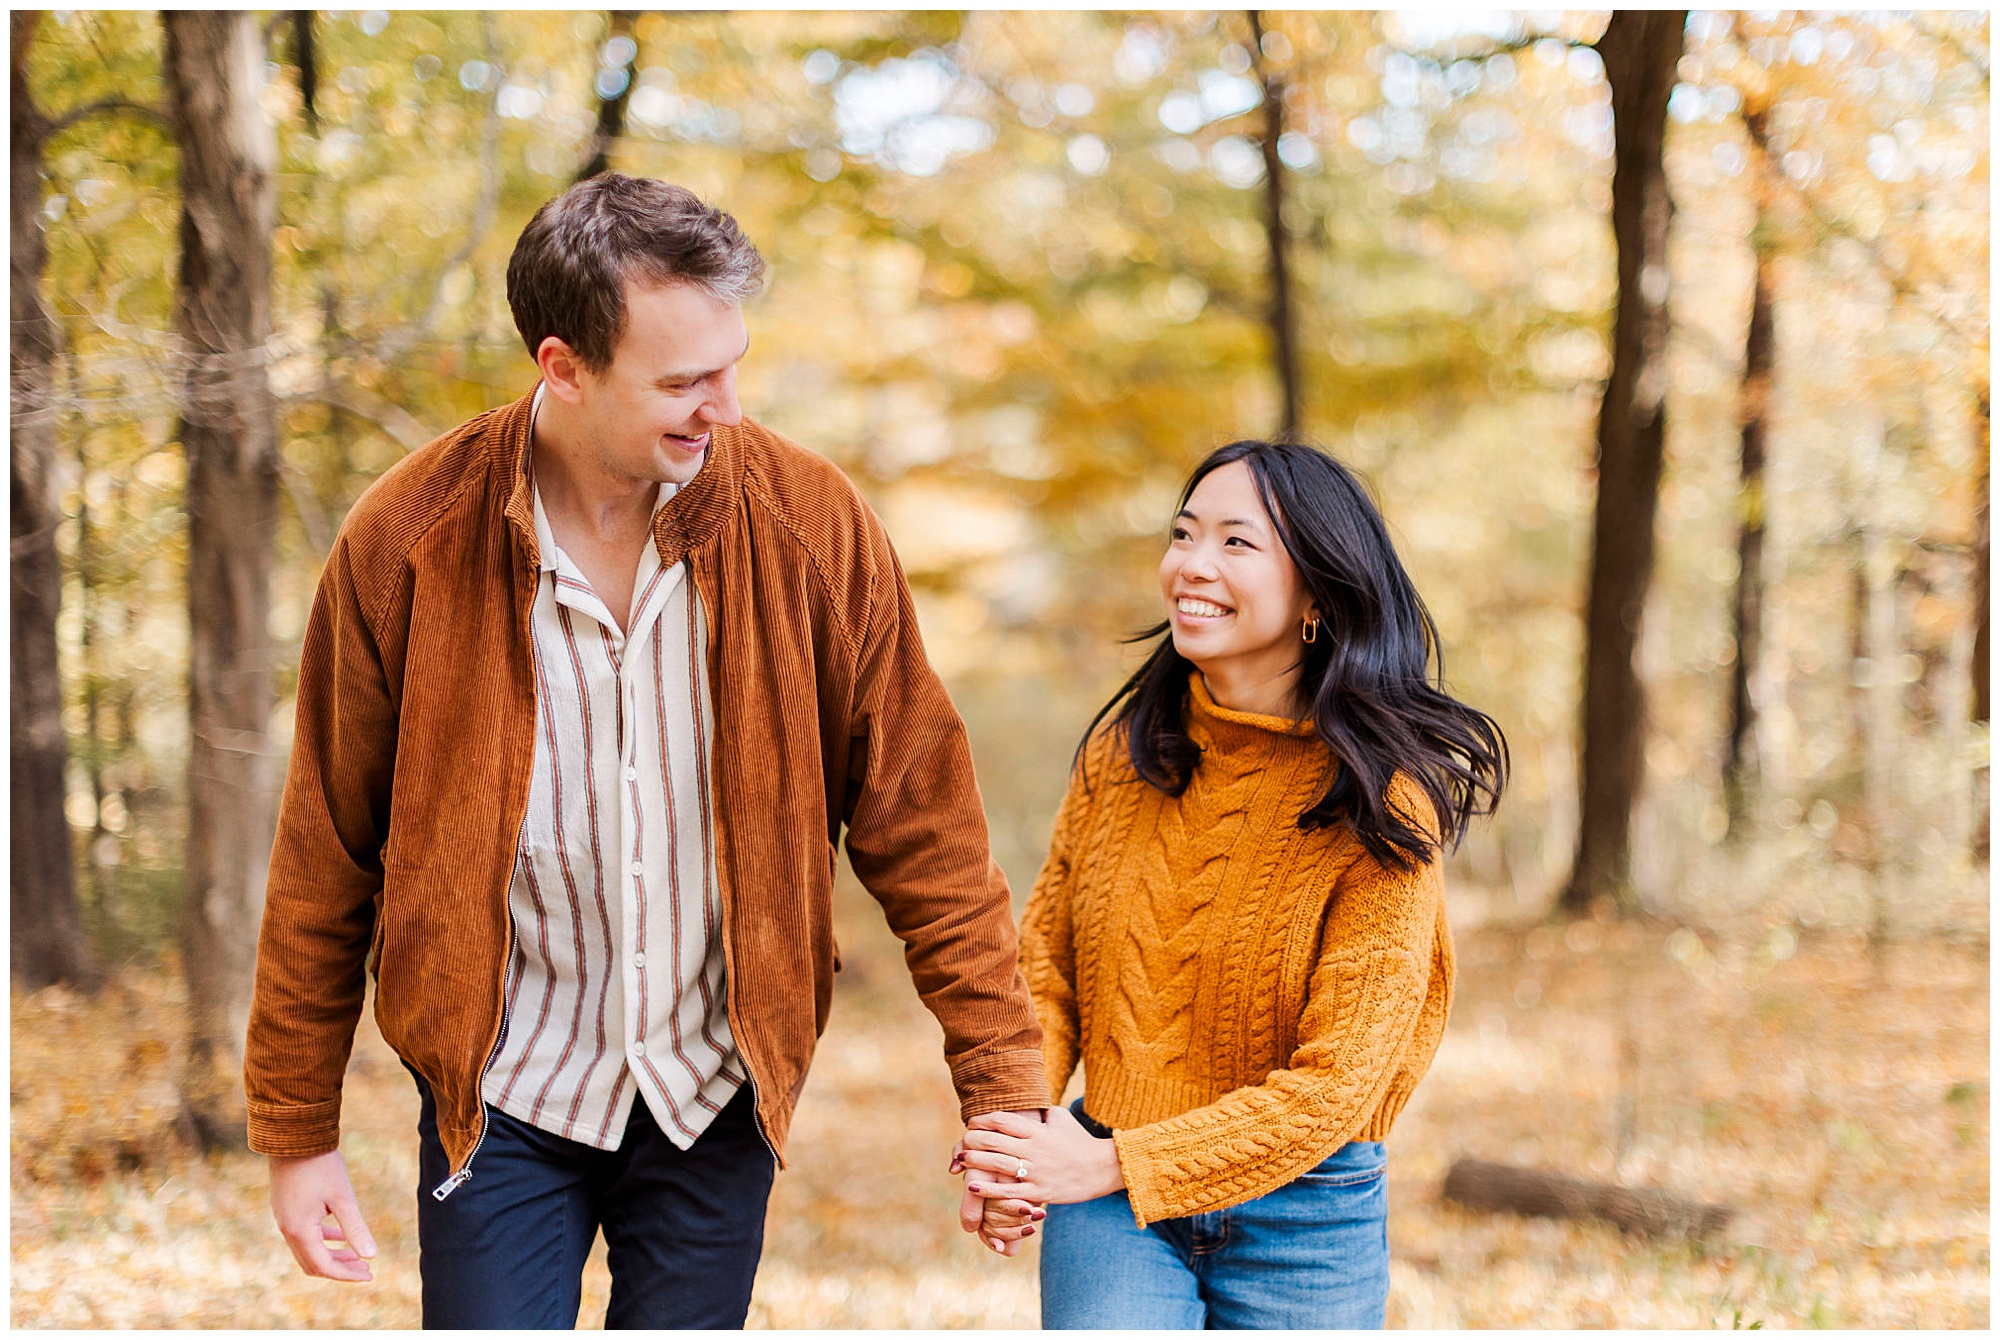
[11,881,1989,1329]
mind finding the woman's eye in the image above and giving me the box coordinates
[1170,527,1190,541]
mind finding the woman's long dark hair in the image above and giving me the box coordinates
[1081,439,1507,871]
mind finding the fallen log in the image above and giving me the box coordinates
[1441,1158,1734,1240]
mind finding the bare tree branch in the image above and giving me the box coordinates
[1247,10,1301,439]
[578,10,641,182]
[1379,12,1600,68]
[290,378,438,457]
[278,460,335,555]
[48,97,170,138]
[1776,172,1984,351]
[1714,23,1986,353]
[371,11,505,367]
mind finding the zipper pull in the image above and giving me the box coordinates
[431,1168,473,1201]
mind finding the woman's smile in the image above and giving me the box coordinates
[1159,460,1315,715]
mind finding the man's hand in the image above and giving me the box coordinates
[954,1162,1043,1255]
[269,1150,378,1282]
[952,1108,1047,1256]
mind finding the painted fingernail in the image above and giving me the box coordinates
[1024,1225,1037,1236]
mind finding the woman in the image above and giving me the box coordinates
[956,440,1506,1328]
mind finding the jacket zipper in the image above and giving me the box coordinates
[431,934,513,1200]
[436,563,776,1190]
[718,899,779,1166]
[432,996,508,1208]
[438,553,540,1201]
[432,807,527,1199]
[694,567,779,1167]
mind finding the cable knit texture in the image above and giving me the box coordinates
[1019,672,1454,1227]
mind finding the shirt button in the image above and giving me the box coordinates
[626,766,638,782]
[629,861,643,877]
[631,1039,646,1057]
[632,951,647,969]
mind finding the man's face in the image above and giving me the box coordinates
[568,279,748,487]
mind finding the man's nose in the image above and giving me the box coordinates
[701,370,743,428]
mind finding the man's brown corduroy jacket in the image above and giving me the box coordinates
[244,389,1047,1184]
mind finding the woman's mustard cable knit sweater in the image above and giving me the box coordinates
[1019,673,1454,1227]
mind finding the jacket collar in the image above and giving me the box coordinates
[493,382,746,572]
[649,419,745,568]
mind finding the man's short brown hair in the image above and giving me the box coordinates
[506,174,766,372]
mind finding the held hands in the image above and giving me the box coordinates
[953,1159,1044,1255]
[269,1150,378,1282]
[958,1104,1124,1216]
[951,1109,1047,1256]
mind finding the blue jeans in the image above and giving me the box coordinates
[412,1074,775,1329]
[1038,1103,1389,1329]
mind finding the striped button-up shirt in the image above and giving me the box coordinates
[481,436,746,1151]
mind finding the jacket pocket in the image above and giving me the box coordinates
[371,887,415,1053]
[366,894,387,978]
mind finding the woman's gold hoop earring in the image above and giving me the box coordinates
[1302,616,1319,644]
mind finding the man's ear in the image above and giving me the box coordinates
[536,336,587,402]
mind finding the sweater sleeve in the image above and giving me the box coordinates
[244,533,399,1157]
[839,511,1047,1120]
[1018,762,1092,1103]
[1110,838,1444,1227]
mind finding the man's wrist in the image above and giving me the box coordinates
[948,1048,1050,1120]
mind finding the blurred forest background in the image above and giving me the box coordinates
[10,8,1989,1328]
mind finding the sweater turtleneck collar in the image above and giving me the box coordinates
[1185,671,1318,756]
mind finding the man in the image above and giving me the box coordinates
[245,174,1047,1328]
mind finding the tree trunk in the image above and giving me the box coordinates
[1248,10,1301,441]
[165,10,280,1151]
[1973,390,1989,727]
[10,13,100,993]
[1846,419,1899,966]
[577,11,639,183]
[291,12,318,134]
[1723,104,1777,839]
[1561,11,1686,916]
[1972,390,1989,859]
[1861,521,1899,962]
[1442,1158,1734,1240]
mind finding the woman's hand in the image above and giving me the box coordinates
[952,1137,1045,1254]
[957,1105,1125,1205]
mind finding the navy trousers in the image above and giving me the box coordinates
[413,1076,776,1329]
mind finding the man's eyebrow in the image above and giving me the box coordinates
[655,334,751,386]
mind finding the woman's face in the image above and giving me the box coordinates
[1158,460,1317,704]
